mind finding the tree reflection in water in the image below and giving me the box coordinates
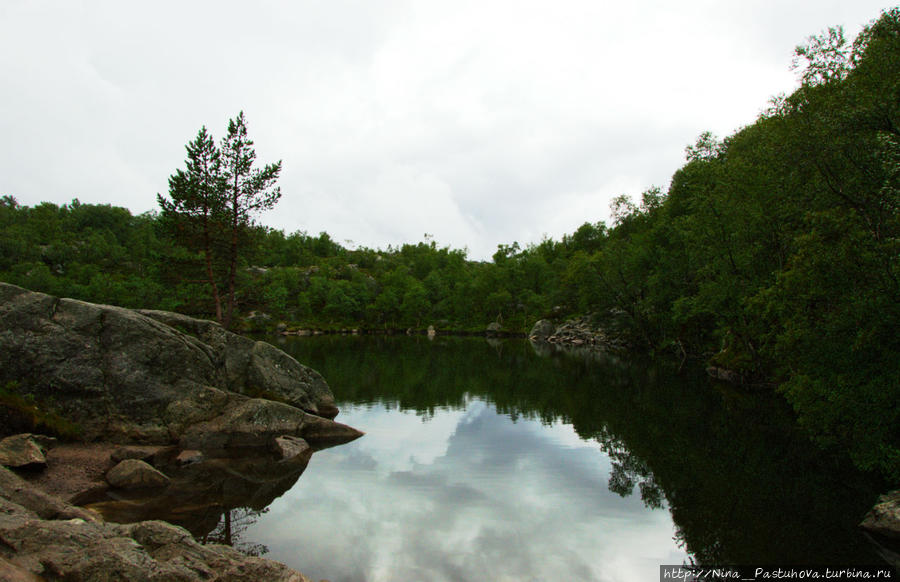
[278,335,886,566]
[202,507,271,557]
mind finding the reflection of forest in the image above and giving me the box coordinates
[280,335,886,565]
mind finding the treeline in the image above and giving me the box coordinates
[0,9,897,478]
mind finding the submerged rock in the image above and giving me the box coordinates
[87,447,317,539]
[0,282,358,446]
[175,449,204,466]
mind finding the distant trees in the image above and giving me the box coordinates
[158,112,282,328]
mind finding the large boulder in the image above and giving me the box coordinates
[528,319,556,341]
[0,282,356,446]
[136,309,338,419]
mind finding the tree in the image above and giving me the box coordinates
[220,112,282,328]
[792,26,850,86]
[158,113,282,328]
[158,126,225,322]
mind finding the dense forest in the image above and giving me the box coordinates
[1,9,897,479]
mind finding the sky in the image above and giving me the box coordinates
[0,1,893,260]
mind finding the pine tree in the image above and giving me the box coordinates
[219,111,282,328]
[158,126,226,323]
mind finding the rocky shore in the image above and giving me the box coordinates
[0,461,315,581]
[528,316,625,350]
[0,282,363,580]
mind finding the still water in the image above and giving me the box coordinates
[235,335,883,581]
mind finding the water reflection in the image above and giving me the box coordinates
[91,335,886,579]
[86,445,315,544]
[246,398,685,582]
[275,336,884,570]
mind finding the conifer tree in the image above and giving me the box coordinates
[158,126,225,323]
[219,111,282,328]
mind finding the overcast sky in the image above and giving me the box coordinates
[0,1,892,260]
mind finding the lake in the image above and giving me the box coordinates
[223,335,884,581]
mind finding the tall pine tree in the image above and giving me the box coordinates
[158,126,226,323]
[159,113,281,328]
[220,111,282,328]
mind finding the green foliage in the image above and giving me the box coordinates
[157,112,282,327]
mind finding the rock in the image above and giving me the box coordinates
[175,449,204,466]
[0,282,353,444]
[0,466,98,522]
[0,467,312,581]
[272,435,311,461]
[861,490,900,540]
[0,434,55,469]
[540,314,624,351]
[179,398,363,452]
[106,459,171,490]
[528,319,556,341]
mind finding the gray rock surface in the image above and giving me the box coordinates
[538,315,624,350]
[861,490,900,540]
[528,319,556,341]
[0,466,312,581]
[179,398,362,451]
[0,282,358,446]
[106,459,171,490]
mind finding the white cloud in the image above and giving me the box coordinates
[248,398,686,582]
[0,0,892,258]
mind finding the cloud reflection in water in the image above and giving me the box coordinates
[247,397,687,582]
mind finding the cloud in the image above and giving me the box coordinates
[0,0,891,259]
[247,399,686,582]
